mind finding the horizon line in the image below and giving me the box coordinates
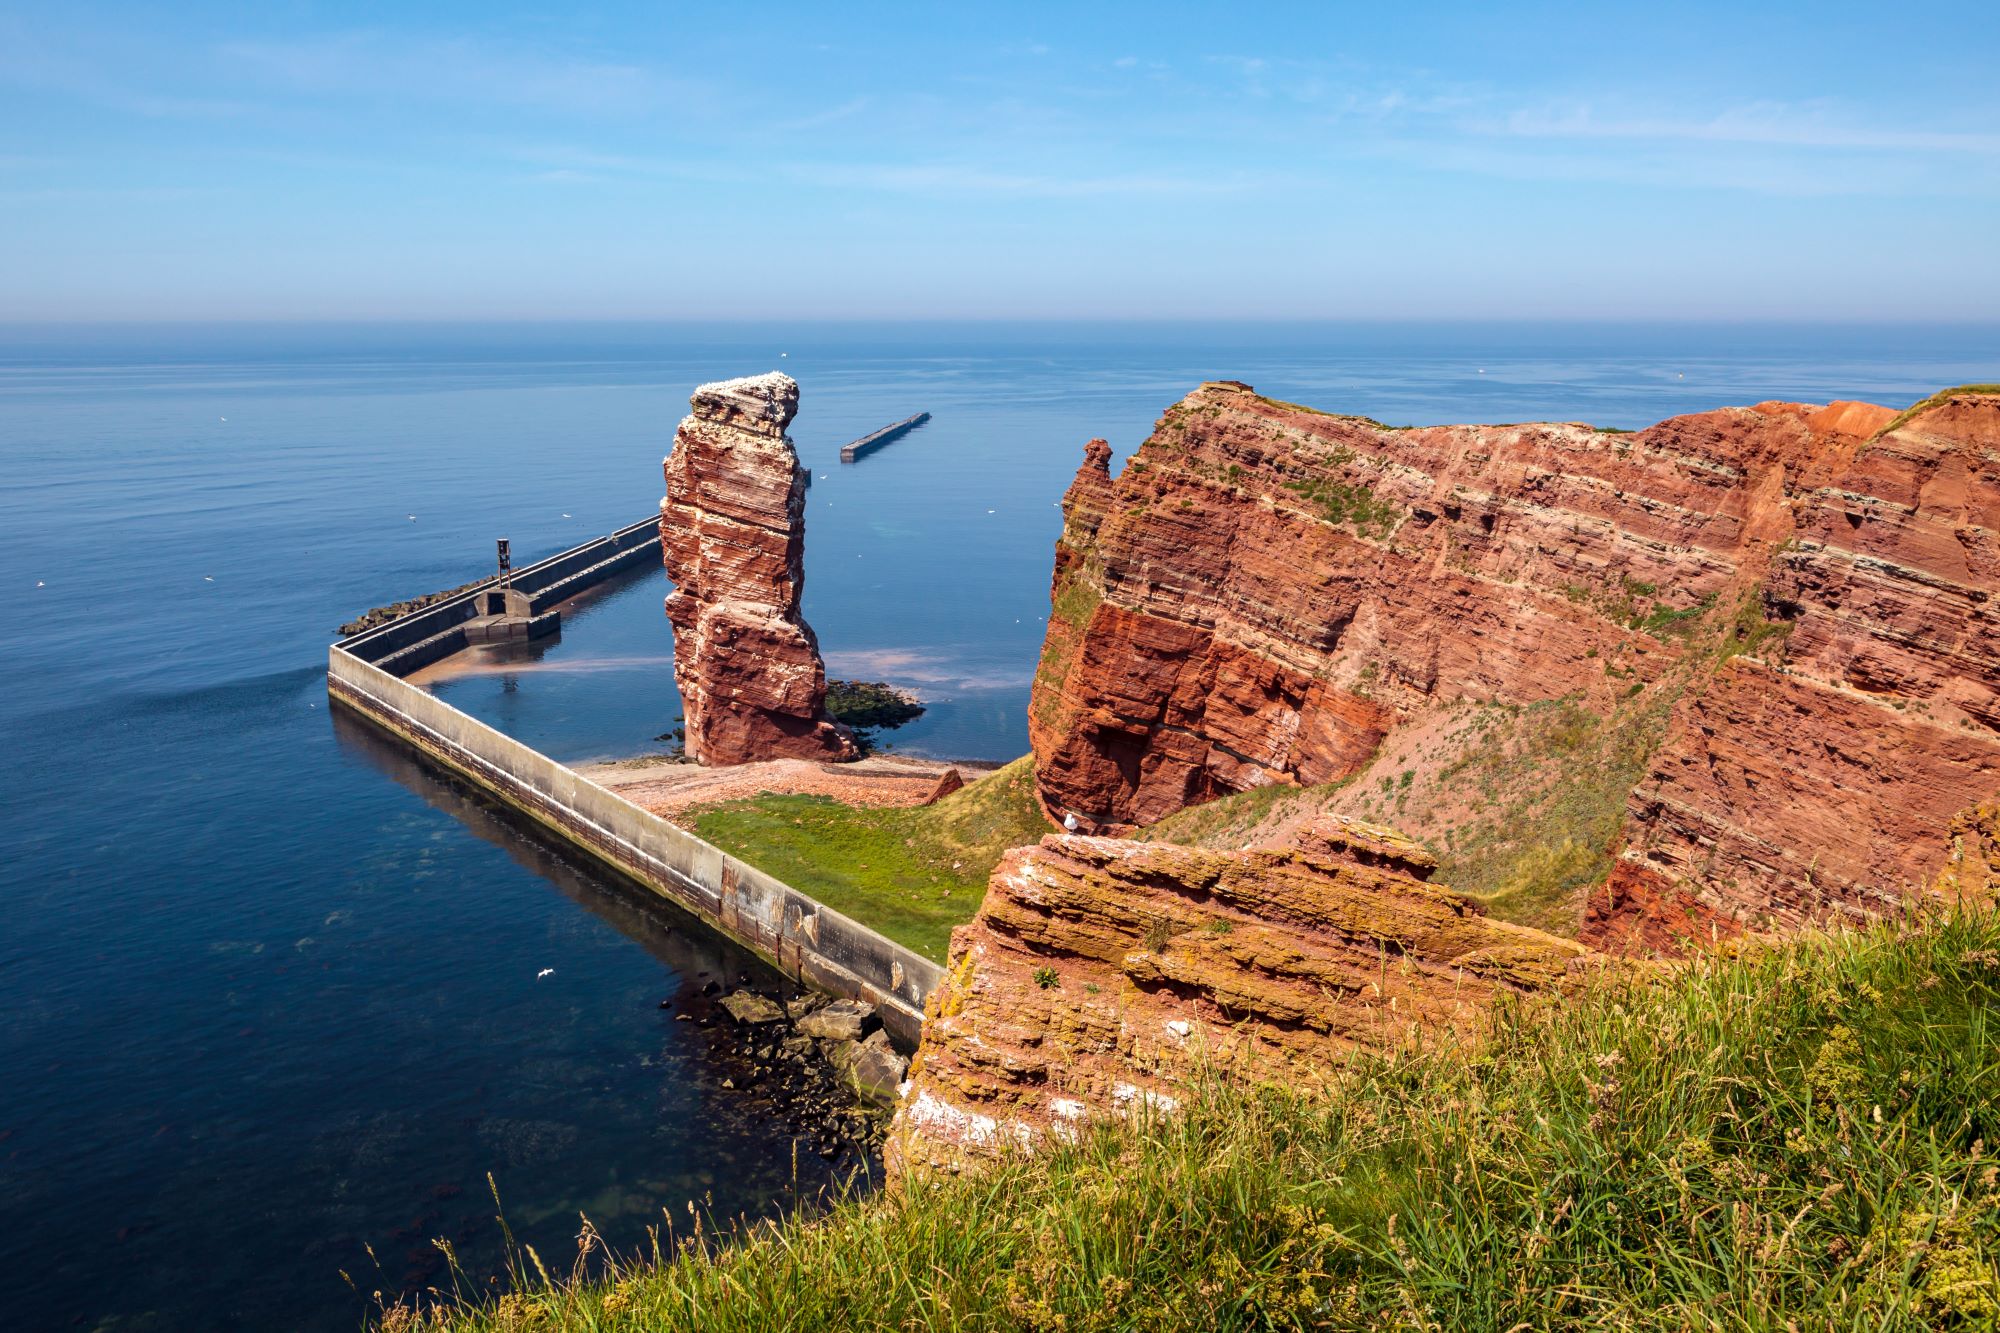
[6,314,2000,328]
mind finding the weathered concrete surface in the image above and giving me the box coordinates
[575,753,982,827]
[660,372,858,765]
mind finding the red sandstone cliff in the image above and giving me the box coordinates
[891,814,1589,1171]
[661,373,857,765]
[1027,383,2000,948]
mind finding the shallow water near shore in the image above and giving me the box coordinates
[2,320,1997,1331]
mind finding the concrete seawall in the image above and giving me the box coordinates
[839,411,931,463]
[328,524,940,1043]
[340,517,663,676]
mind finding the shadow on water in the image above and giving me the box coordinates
[328,704,763,992]
[323,707,887,1315]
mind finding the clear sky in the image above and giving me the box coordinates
[4,1,1997,321]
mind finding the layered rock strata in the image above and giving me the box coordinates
[660,373,857,765]
[892,814,1589,1171]
[1029,383,2000,945]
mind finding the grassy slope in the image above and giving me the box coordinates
[1133,690,1669,938]
[392,905,2000,1331]
[689,757,1051,962]
[1874,384,2000,439]
[1141,589,1796,939]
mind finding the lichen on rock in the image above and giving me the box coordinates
[890,818,1590,1173]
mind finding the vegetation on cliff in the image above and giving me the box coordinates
[689,757,1051,960]
[385,903,2000,1331]
[1131,580,1805,940]
[1873,383,2000,439]
[824,679,926,730]
[1133,688,1674,939]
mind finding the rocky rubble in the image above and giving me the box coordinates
[1027,382,2000,947]
[660,373,858,765]
[890,814,1588,1172]
[675,982,911,1169]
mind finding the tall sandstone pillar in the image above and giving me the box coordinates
[660,372,857,765]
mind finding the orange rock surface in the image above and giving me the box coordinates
[1027,382,2000,946]
[660,373,857,765]
[891,814,1589,1171]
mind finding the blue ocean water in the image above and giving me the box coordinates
[2,321,1996,1331]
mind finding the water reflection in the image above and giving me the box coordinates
[330,706,755,986]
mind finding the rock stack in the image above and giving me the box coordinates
[660,373,858,765]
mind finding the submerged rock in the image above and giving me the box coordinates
[720,990,784,1024]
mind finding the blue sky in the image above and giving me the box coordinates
[3,1,1997,320]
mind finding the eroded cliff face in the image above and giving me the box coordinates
[661,373,858,765]
[1028,382,2000,946]
[890,814,1589,1172]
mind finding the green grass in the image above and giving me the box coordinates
[689,757,1051,962]
[1135,778,1315,847]
[1439,693,1674,934]
[1129,689,1669,939]
[384,903,2000,1332]
[1283,475,1403,540]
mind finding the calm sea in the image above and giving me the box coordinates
[2,321,1996,1331]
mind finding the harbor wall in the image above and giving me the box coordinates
[327,546,940,1040]
[339,518,662,675]
[839,411,931,462]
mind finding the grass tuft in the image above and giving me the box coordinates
[1873,384,2000,440]
[384,904,2000,1332]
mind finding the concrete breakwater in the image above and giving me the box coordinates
[327,522,940,1043]
[338,517,662,676]
[839,411,931,462]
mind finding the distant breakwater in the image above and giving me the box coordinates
[840,412,931,462]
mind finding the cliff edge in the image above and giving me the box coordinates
[891,813,1591,1171]
[1027,383,2000,948]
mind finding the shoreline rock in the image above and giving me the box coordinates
[698,986,908,1163]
